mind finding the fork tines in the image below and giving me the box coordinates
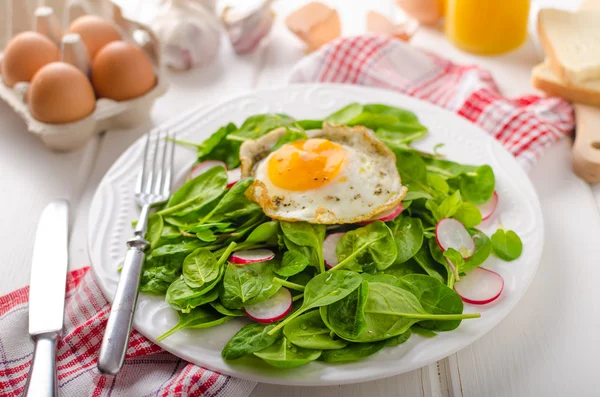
[136,129,176,198]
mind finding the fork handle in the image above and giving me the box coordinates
[97,234,149,375]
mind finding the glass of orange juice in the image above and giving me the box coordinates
[445,0,530,55]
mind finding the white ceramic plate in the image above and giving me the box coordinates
[89,84,544,386]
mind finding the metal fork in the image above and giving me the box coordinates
[98,129,175,376]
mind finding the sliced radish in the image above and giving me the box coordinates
[189,160,227,180]
[227,167,242,188]
[323,232,345,269]
[454,267,504,305]
[477,191,498,221]
[230,249,275,265]
[360,204,404,225]
[244,288,292,323]
[436,218,475,258]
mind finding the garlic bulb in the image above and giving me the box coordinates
[152,0,221,70]
[222,0,275,54]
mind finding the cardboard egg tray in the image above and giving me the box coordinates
[0,0,168,151]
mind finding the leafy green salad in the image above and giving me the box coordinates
[138,103,523,368]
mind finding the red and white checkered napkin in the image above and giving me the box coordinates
[0,268,256,397]
[290,35,575,169]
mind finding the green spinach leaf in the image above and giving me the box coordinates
[275,251,310,277]
[159,166,228,216]
[325,103,363,125]
[491,228,523,261]
[334,221,397,271]
[280,221,326,273]
[227,114,296,142]
[222,322,282,360]
[388,215,424,264]
[319,341,385,362]
[254,337,321,368]
[321,280,368,340]
[284,310,348,350]
[268,270,363,335]
[157,306,231,341]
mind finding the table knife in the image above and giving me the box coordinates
[23,200,69,397]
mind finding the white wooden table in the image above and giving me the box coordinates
[2,0,598,396]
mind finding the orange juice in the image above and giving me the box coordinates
[445,0,530,55]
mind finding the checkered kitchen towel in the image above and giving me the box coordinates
[0,35,575,397]
[290,35,575,169]
[0,268,256,396]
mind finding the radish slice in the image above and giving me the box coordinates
[230,249,275,265]
[323,232,345,269]
[436,218,475,258]
[454,267,504,305]
[244,288,292,323]
[189,160,227,180]
[360,204,404,225]
[477,191,498,221]
[227,167,242,188]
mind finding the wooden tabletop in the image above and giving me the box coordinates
[1,0,597,396]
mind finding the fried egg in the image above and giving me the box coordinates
[240,122,407,224]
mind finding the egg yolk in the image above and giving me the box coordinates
[267,139,347,191]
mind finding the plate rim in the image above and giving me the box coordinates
[88,83,545,386]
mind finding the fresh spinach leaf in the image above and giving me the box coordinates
[272,128,308,151]
[388,215,424,264]
[457,165,495,204]
[463,229,493,271]
[245,221,279,245]
[334,221,397,271]
[491,229,523,261]
[363,104,421,123]
[182,249,220,289]
[397,274,464,331]
[182,243,234,289]
[284,310,348,350]
[442,248,463,285]
[196,123,241,169]
[146,214,164,249]
[275,251,310,277]
[210,301,244,317]
[383,258,427,278]
[220,261,280,309]
[295,119,323,130]
[348,281,478,342]
[410,324,437,338]
[166,272,222,313]
[152,240,207,257]
[227,114,296,142]
[157,306,231,341]
[384,328,412,346]
[200,178,261,223]
[254,337,321,368]
[222,322,282,360]
[325,103,363,124]
[159,166,228,216]
[268,270,363,335]
[348,113,399,129]
[319,341,385,362]
[453,202,482,228]
[280,221,326,273]
[321,280,368,341]
[412,244,446,283]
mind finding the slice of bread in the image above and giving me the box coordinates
[538,8,600,84]
[532,61,600,107]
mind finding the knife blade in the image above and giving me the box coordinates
[24,200,69,397]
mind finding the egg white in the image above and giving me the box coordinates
[241,123,406,224]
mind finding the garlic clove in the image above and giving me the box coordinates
[151,0,222,70]
[285,2,341,52]
[366,10,419,42]
[222,0,275,55]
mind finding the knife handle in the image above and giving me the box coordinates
[24,332,59,397]
[97,236,149,376]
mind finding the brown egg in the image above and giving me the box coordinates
[91,41,156,101]
[2,32,60,88]
[28,62,96,124]
[67,15,121,59]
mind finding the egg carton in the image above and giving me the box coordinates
[0,0,168,151]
